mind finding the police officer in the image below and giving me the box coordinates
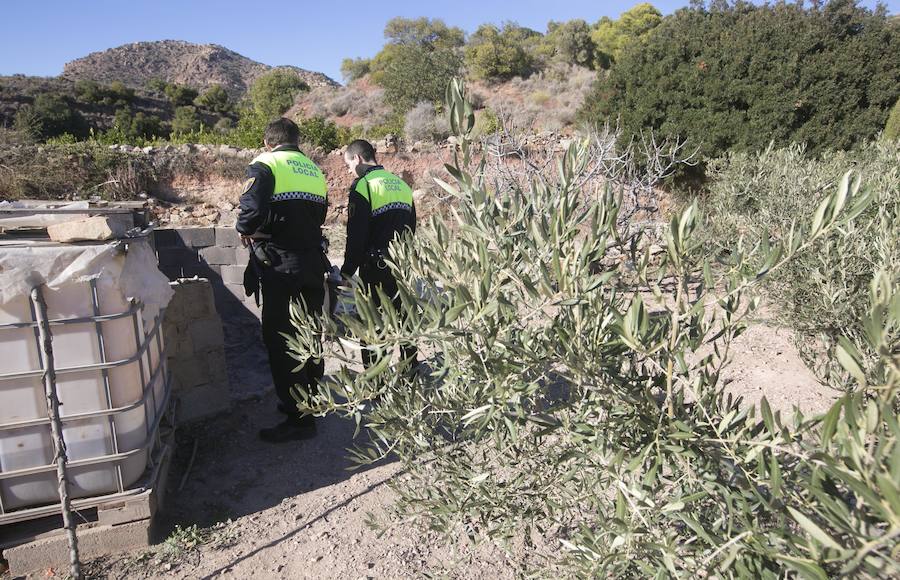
[236,118,329,443]
[340,139,417,368]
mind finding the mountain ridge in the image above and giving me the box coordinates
[61,40,338,96]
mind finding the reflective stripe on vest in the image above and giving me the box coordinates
[356,169,413,215]
[252,150,327,204]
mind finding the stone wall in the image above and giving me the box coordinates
[153,227,259,319]
[162,278,231,423]
[154,227,273,403]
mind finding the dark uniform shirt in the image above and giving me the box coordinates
[237,145,328,286]
[341,165,416,278]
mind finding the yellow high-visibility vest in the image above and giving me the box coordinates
[252,150,327,204]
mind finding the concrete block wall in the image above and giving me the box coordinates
[162,278,231,423]
[153,227,260,319]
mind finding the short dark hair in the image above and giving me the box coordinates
[345,139,376,163]
[264,118,300,146]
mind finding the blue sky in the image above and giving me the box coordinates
[1,0,896,82]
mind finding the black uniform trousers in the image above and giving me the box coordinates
[359,262,418,369]
[261,269,325,422]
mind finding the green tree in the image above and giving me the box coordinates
[113,108,165,141]
[15,93,84,139]
[228,108,269,148]
[379,45,463,112]
[164,83,199,107]
[249,69,309,119]
[591,3,662,69]
[171,105,201,134]
[465,23,539,81]
[341,57,372,82]
[113,108,133,133]
[885,98,900,140]
[542,19,595,68]
[581,0,900,158]
[74,80,133,106]
[370,17,466,84]
[383,16,465,51]
[194,84,232,115]
[74,80,103,103]
[105,81,134,106]
[146,78,168,95]
[130,111,164,139]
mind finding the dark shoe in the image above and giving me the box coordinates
[258,417,317,443]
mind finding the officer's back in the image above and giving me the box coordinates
[236,117,329,443]
[238,125,328,286]
[339,139,417,369]
[340,140,416,279]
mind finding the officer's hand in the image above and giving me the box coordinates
[240,235,252,248]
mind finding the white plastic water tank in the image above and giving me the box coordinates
[0,238,171,514]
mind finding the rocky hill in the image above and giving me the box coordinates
[62,40,338,96]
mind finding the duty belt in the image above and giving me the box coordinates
[367,248,388,270]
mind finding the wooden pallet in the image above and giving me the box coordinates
[0,430,175,575]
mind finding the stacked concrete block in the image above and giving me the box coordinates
[162,278,231,423]
[153,227,258,319]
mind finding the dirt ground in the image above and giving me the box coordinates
[5,306,834,580]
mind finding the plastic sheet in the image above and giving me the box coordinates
[0,236,173,326]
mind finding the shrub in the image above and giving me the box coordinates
[249,69,309,118]
[194,85,232,115]
[15,93,85,139]
[701,141,900,379]
[297,116,340,152]
[403,101,449,143]
[0,141,158,199]
[481,64,594,132]
[213,117,233,133]
[468,90,486,110]
[474,108,500,136]
[327,91,352,117]
[164,83,199,107]
[529,90,551,107]
[465,23,538,81]
[227,108,269,148]
[106,81,135,106]
[0,126,35,146]
[885,98,900,141]
[340,58,371,82]
[74,80,134,106]
[288,81,899,577]
[365,114,404,140]
[74,80,103,103]
[130,112,165,140]
[146,78,168,95]
[580,1,900,158]
[171,105,201,134]
[541,19,595,69]
[337,124,364,147]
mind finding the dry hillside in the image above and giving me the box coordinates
[61,40,338,96]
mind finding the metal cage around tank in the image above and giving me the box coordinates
[0,280,172,526]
